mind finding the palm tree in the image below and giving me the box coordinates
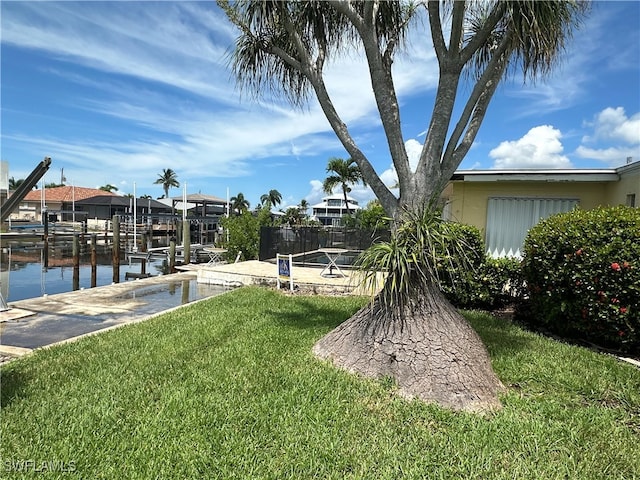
[230,192,250,215]
[322,157,365,215]
[8,177,25,191]
[220,0,589,412]
[259,189,282,209]
[99,184,119,193]
[154,168,180,199]
[298,199,309,216]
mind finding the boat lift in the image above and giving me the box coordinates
[1,156,52,223]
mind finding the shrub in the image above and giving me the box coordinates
[522,206,640,353]
[435,223,524,310]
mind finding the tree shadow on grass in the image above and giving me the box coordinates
[0,363,32,408]
[464,309,539,362]
[267,296,364,332]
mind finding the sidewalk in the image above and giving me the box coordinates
[188,259,382,295]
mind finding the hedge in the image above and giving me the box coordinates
[522,206,640,353]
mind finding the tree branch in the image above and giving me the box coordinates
[442,31,512,166]
[427,1,447,63]
[331,1,412,195]
[448,0,466,56]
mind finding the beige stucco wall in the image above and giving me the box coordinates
[606,164,640,206]
[443,181,612,234]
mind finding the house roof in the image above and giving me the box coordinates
[75,195,171,210]
[22,186,117,202]
[310,194,361,210]
[168,193,227,204]
[450,169,620,183]
[450,159,639,183]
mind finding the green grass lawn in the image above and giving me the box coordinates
[1,286,638,479]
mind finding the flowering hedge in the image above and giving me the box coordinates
[522,206,640,353]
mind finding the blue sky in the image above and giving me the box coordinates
[2,1,639,210]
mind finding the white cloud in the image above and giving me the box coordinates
[575,145,640,166]
[582,107,640,145]
[404,139,422,173]
[489,126,573,169]
[305,180,326,206]
[576,107,640,166]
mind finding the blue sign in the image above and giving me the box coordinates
[278,257,290,277]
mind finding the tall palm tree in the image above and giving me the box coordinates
[259,189,282,209]
[154,168,180,199]
[220,0,589,412]
[99,184,119,193]
[322,157,365,215]
[230,192,250,215]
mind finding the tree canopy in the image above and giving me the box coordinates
[260,189,282,209]
[322,157,366,215]
[99,184,119,193]
[230,192,251,214]
[219,0,589,219]
[154,168,180,199]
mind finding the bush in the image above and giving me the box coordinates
[435,223,524,310]
[220,209,271,261]
[522,206,640,353]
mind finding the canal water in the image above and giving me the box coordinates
[1,237,231,350]
[1,236,197,302]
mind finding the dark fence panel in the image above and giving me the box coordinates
[259,226,390,263]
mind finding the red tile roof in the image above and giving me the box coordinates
[22,186,117,203]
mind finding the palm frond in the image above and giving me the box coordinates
[354,199,479,309]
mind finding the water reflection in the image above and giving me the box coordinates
[1,237,173,302]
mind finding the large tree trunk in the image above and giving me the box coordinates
[313,277,504,413]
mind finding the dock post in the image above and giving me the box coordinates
[176,220,183,245]
[43,237,49,269]
[169,237,176,273]
[183,220,191,265]
[91,234,97,288]
[43,213,50,268]
[72,234,80,291]
[112,215,120,283]
[43,211,49,239]
[140,232,148,276]
[181,279,190,304]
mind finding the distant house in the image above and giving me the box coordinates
[75,195,172,221]
[11,186,118,222]
[159,193,229,244]
[441,159,640,257]
[310,194,361,226]
[159,193,228,217]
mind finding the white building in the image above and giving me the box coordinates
[310,194,361,226]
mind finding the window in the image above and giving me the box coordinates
[626,194,636,207]
[485,197,578,258]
